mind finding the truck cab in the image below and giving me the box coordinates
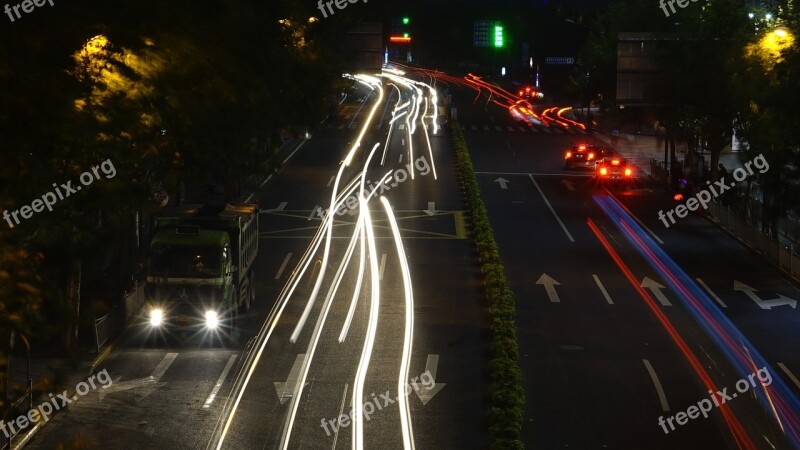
[145,203,257,335]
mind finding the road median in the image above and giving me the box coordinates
[450,121,525,449]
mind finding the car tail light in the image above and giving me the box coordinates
[579,145,586,150]
[588,153,595,160]
[519,90,523,96]
[611,159,620,165]
[599,167,608,176]
[625,168,632,176]
[565,152,572,159]
[674,193,684,201]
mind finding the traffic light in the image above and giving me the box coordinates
[494,24,504,48]
[390,16,411,43]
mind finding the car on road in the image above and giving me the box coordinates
[564,144,614,169]
[517,85,544,99]
[595,155,634,185]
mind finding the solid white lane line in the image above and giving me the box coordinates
[151,353,179,381]
[593,275,614,304]
[275,253,293,280]
[331,383,349,449]
[695,278,727,308]
[643,359,670,412]
[379,253,387,280]
[283,140,308,164]
[778,363,800,391]
[528,174,574,242]
[204,355,238,409]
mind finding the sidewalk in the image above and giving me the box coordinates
[591,128,800,254]
[590,129,744,178]
[3,356,97,450]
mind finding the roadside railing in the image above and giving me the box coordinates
[705,200,800,281]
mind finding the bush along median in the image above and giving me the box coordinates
[450,121,525,449]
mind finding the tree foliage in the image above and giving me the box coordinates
[0,0,353,355]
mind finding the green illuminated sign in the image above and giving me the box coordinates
[494,25,504,48]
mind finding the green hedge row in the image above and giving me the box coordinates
[449,122,525,449]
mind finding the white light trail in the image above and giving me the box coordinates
[351,199,381,450]
[380,196,416,450]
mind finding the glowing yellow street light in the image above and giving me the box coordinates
[747,26,795,67]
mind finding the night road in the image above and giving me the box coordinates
[3,1,800,450]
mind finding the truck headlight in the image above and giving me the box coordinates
[150,309,164,327]
[205,311,219,329]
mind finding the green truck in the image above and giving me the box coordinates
[145,203,258,334]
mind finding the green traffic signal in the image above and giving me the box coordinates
[402,17,409,25]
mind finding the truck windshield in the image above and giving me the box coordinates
[149,245,222,278]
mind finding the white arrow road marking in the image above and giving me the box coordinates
[529,175,575,242]
[494,177,509,189]
[99,352,177,400]
[261,202,287,213]
[379,253,387,281]
[641,277,671,306]
[275,253,293,280]
[592,275,613,304]
[777,363,800,391]
[423,202,439,216]
[643,359,670,412]
[274,354,309,405]
[560,179,575,192]
[733,280,798,309]
[204,355,238,409]
[416,355,446,405]
[695,278,727,308]
[536,274,561,303]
